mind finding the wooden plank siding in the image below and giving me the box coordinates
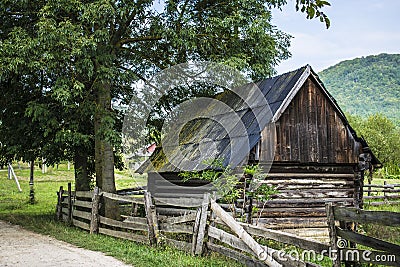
[260,77,361,164]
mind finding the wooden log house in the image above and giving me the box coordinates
[138,65,381,230]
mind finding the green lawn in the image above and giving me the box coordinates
[0,163,240,267]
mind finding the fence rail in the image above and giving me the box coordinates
[326,203,400,267]
[363,181,400,206]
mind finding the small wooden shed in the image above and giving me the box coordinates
[138,65,380,230]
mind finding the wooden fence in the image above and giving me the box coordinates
[56,183,332,267]
[363,182,400,206]
[326,203,400,266]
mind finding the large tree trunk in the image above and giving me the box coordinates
[74,149,90,191]
[94,81,119,219]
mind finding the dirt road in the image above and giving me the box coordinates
[0,220,132,267]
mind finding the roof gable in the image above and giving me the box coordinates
[137,65,380,173]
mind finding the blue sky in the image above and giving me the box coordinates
[272,0,400,74]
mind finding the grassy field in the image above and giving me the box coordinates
[0,163,241,267]
[1,163,399,267]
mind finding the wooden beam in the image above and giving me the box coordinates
[336,227,400,255]
[333,207,400,226]
[211,199,282,267]
[90,187,101,234]
[194,193,209,256]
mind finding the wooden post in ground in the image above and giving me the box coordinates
[67,183,73,225]
[144,191,159,245]
[192,193,210,256]
[56,186,64,221]
[384,180,387,202]
[326,203,341,267]
[90,187,101,234]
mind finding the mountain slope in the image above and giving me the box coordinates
[318,53,400,124]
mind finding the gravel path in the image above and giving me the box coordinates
[0,220,132,267]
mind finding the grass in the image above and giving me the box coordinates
[2,163,400,267]
[0,163,241,267]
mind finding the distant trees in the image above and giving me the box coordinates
[319,53,400,125]
[347,113,400,177]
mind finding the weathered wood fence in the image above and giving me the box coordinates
[56,183,400,267]
[364,182,400,206]
[326,203,400,266]
[56,183,330,267]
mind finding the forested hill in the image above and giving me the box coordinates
[318,53,400,124]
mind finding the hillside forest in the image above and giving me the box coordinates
[319,53,400,178]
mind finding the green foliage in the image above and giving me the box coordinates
[319,53,400,126]
[347,113,400,178]
[180,158,242,205]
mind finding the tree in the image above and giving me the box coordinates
[347,113,400,176]
[1,0,331,216]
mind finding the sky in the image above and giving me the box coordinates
[271,0,400,74]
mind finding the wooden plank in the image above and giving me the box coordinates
[239,223,329,254]
[254,217,328,229]
[72,218,90,231]
[67,183,72,225]
[56,186,64,221]
[102,192,144,204]
[156,207,196,216]
[326,203,341,267]
[160,212,197,225]
[265,173,354,178]
[153,197,204,207]
[211,200,281,267]
[336,227,400,255]
[144,192,158,245]
[90,187,101,234]
[341,248,400,266]
[273,189,352,199]
[191,205,202,255]
[206,242,267,267]
[74,200,92,209]
[258,207,326,218]
[100,216,147,231]
[163,238,192,253]
[72,209,91,221]
[75,191,93,198]
[194,193,209,255]
[333,207,400,226]
[122,216,147,225]
[159,223,193,234]
[258,198,354,208]
[208,226,255,256]
[98,227,149,244]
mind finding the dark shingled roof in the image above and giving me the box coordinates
[137,65,381,173]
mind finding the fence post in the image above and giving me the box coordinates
[326,203,341,267]
[144,191,159,245]
[56,186,64,221]
[192,193,209,256]
[90,187,101,234]
[67,183,73,225]
[384,180,387,202]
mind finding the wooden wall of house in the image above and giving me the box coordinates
[253,164,358,231]
[259,76,362,164]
